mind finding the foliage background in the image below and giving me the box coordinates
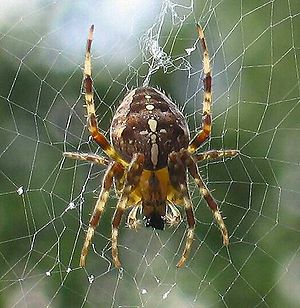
[0,0,300,307]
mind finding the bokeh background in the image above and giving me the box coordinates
[1,0,300,307]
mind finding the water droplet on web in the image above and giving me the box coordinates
[46,271,51,277]
[17,186,24,195]
[185,46,196,55]
[88,275,94,283]
[118,267,124,279]
[162,283,176,300]
[67,202,76,210]
[141,288,147,295]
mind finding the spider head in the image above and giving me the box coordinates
[143,200,166,231]
[144,211,165,230]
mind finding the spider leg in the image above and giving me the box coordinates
[80,162,123,267]
[194,149,239,162]
[111,153,144,268]
[188,24,212,154]
[168,152,196,267]
[176,184,196,268]
[184,151,229,246]
[63,152,109,166]
[84,25,128,166]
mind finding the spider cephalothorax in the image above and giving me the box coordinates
[63,24,239,268]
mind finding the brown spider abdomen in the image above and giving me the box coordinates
[110,87,190,170]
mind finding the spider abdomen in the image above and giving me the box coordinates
[110,87,190,170]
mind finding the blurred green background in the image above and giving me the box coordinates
[1,0,300,307]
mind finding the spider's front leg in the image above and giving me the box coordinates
[80,162,123,267]
[183,150,229,246]
[111,153,144,268]
[176,185,196,268]
[168,152,196,268]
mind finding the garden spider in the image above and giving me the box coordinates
[64,24,239,268]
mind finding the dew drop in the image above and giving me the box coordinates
[17,186,24,195]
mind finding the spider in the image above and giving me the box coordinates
[63,24,239,268]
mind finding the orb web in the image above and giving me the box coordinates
[1,0,300,307]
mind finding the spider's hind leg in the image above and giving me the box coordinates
[83,25,127,166]
[63,152,109,166]
[188,24,212,153]
[194,149,239,162]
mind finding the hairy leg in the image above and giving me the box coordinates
[168,151,196,267]
[183,151,229,246]
[111,153,144,267]
[80,162,122,267]
[63,152,109,166]
[83,25,127,166]
[194,149,239,162]
[188,24,212,153]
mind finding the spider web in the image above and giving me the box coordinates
[1,0,300,307]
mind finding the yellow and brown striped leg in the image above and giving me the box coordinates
[184,152,229,246]
[188,24,212,154]
[111,153,144,268]
[63,152,109,166]
[83,25,128,166]
[194,149,239,162]
[176,184,196,268]
[80,162,122,267]
[168,151,195,267]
